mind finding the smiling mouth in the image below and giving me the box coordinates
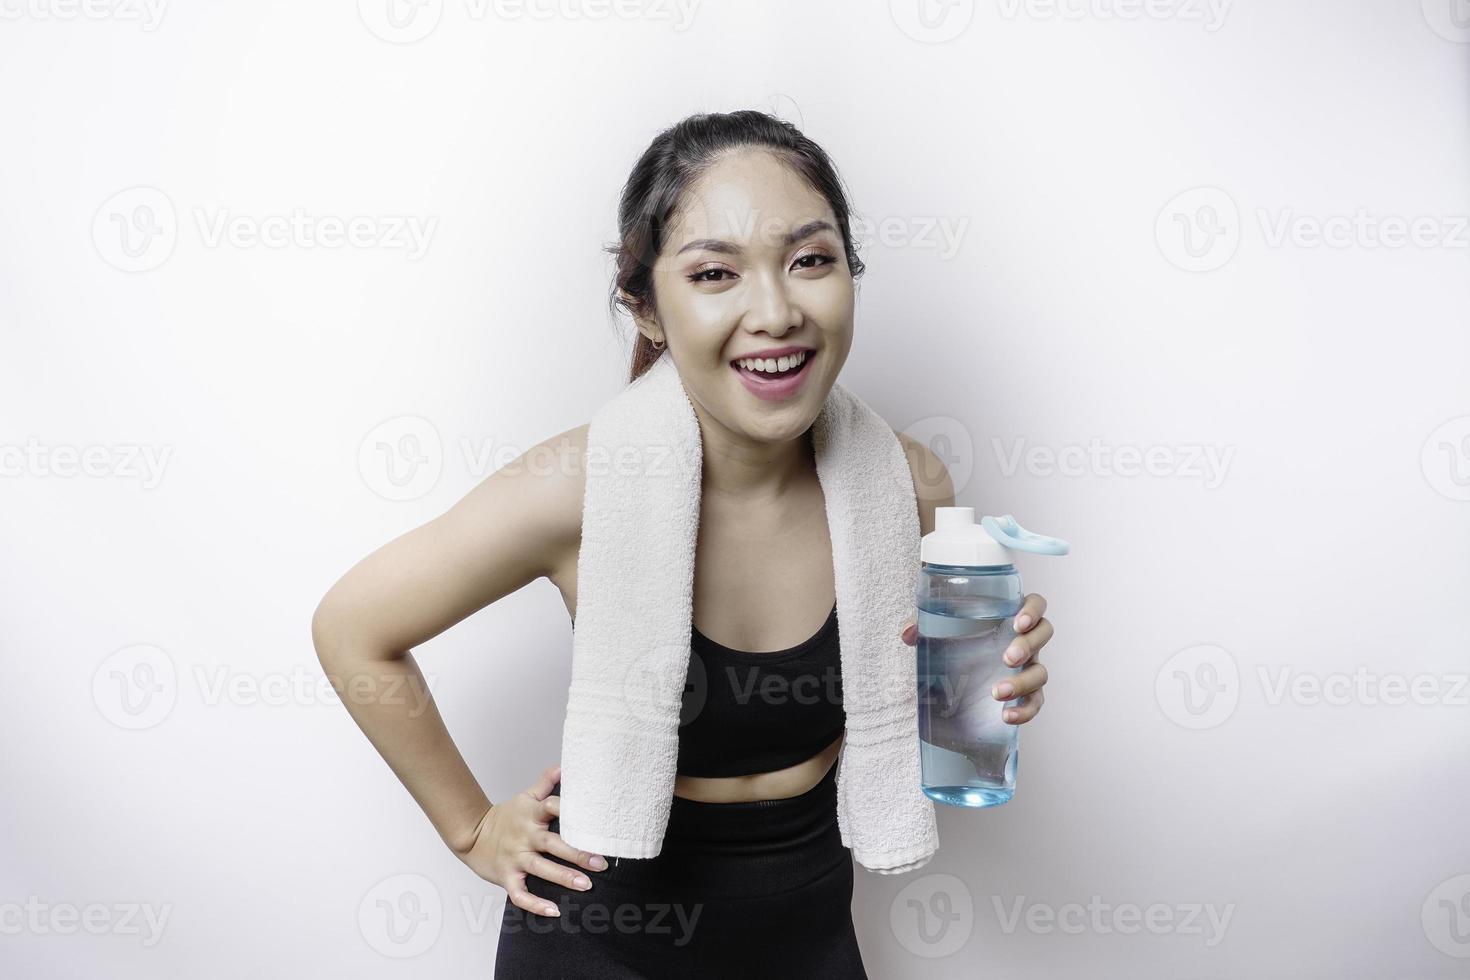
[731,349,815,381]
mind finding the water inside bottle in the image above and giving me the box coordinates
[917,596,1023,807]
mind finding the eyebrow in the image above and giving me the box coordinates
[673,219,838,257]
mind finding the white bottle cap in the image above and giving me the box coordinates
[921,507,1013,566]
[921,508,1071,567]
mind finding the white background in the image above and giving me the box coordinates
[2,1,1468,977]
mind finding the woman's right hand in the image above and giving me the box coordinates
[454,763,608,918]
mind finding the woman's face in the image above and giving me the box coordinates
[634,148,855,445]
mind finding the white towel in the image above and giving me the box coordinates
[556,351,939,874]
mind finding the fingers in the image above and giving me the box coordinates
[504,870,562,919]
[1004,617,1052,666]
[1013,593,1048,633]
[1003,689,1045,725]
[992,661,1048,702]
[529,764,561,801]
[537,828,609,873]
[527,852,595,896]
[901,618,917,646]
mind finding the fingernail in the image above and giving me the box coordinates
[573,875,591,890]
[1004,709,1018,723]
[590,855,607,871]
[1004,646,1023,665]
[993,683,1014,699]
[1015,614,1032,631]
[544,904,561,917]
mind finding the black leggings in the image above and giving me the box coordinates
[493,760,868,979]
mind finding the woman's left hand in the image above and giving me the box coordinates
[900,592,1053,726]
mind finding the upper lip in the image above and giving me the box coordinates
[730,345,815,364]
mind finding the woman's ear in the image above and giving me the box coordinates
[622,292,662,345]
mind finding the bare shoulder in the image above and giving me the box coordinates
[895,429,956,537]
[513,422,587,579]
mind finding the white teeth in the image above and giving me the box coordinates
[737,350,807,374]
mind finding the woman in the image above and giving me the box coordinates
[312,110,1055,977]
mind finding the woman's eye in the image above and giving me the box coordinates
[686,252,834,283]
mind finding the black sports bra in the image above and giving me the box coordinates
[675,602,846,778]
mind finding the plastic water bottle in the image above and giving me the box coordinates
[916,509,1069,808]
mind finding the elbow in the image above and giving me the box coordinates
[311,592,347,670]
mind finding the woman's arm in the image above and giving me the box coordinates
[311,424,586,854]
[896,430,956,534]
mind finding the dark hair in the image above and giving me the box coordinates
[606,110,867,383]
